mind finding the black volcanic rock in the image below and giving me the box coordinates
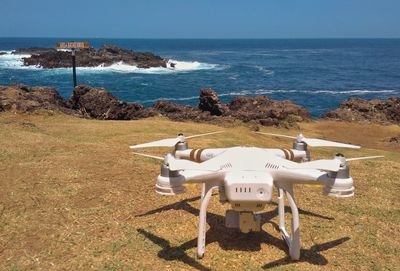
[13,47,56,55]
[68,85,152,120]
[322,97,400,124]
[0,51,7,56]
[199,88,226,116]
[225,95,310,124]
[154,100,204,120]
[0,84,77,115]
[21,45,167,69]
[389,135,400,144]
[0,84,311,127]
[153,89,311,126]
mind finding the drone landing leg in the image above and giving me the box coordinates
[200,183,206,204]
[277,186,300,260]
[197,184,215,259]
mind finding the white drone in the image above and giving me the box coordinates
[130,131,382,260]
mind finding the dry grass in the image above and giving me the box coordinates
[0,112,399,271]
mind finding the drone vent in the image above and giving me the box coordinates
[235,187,252,193]
[265,163,279,169]
[220,163,233,169]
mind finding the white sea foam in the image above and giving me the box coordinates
[82,59,221,74]
[138,89,398,104]
[141,96,200,103]
[0,51,38,69]
[0,51,221,74]
[253,89,397,95]
[252,65,274,75]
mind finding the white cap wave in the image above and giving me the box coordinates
[87,59,219,74]
[0,51,37,69]
[0,51,221,74]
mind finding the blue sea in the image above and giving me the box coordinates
[1,38,399,117]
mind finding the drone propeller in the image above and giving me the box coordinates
[255,132,360,149]
[131,151,220,171]
[346,155,384,161]
[285,159,342,172]
[130,131,224,149]
[166,154,220,171]
[131,152,165,161]
[289,155,384,172]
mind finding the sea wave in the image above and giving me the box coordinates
[138,89,398,104]
[252,65,274,75]
[0,52,222,74]
[252,89,398,95]
[140,96,200,103]
[0,51,36,69]
[77,59,221,74]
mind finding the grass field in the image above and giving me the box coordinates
[0,112,399,270]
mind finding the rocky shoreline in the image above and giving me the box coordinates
[0,84,310,127]
[1,84,399,127]
[322,97,400,124]
[11,45,169,69]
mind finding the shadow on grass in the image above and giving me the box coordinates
[137,196,347,270]
[262,237,350,269]
[137,228,211,271]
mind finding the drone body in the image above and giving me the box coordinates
[131,131,382,260]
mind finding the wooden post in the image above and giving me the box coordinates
[71,49,77,87]
[56,41,89,90]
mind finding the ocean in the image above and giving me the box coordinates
[1,38,399,117]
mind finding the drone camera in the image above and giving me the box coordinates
[225,210,261,233]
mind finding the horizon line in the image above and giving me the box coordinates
[1,36,400,40]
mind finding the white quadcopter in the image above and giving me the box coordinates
[130,131,382,260]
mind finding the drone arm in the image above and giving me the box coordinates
[266,148,308,162]
[180,170,226,184]
[156,168,225,195]
[175,148,228,162]
[273,169,329,185]
[273,167,354,198]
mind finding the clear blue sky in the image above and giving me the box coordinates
[1,0,399,38]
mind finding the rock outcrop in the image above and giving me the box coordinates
[0,84,77,115]
[0,84,311,127]
[322,97,400,124]
[19,45,168,69]
[68,85,154,120]
[389,135,400,144]
[197,88,309,126]
[198,88,226,116]
[13,47,56,55]
[225,96,310,126]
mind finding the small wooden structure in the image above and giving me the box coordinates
[56,41,90,87]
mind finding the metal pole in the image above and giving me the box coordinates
[71,49,77,87]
